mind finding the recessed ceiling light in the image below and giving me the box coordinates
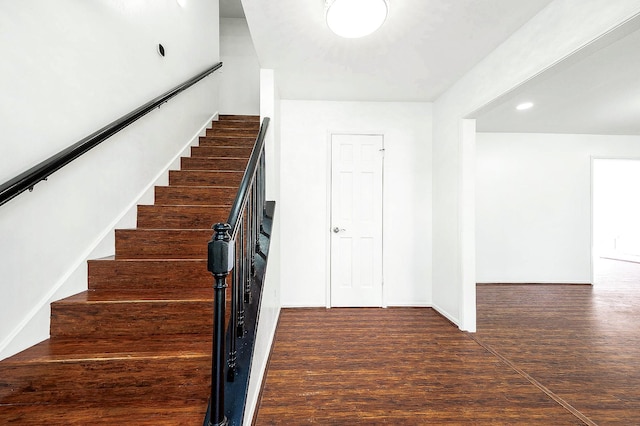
[516,102,534,111]
[326,0,388,38]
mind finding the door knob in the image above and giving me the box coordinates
[333,227,346,233]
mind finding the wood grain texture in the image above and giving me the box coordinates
[191,145,253,158]
[88,258,210,289]
[206,127,257,137]
[115,229,213,259]
[474,260,640,426]
[137,205,230,229]
[211,120,260,130]
[181,156,248,171]
[50,289,215,338]
[255,308,584,425]
[169,170,244,187]
[218,115,260,122]
[198,136,255,147]
[154,185,238,205]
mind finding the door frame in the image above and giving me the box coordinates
[325,131,386,308]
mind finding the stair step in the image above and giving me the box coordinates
[88,258,211,290]
[0,336,211,406]
[50,289,215,338]
[211,120,260,130]
[0,401,207,425]
[181,157,248,171]
[169,170,244,186]
[206,127,257,137]
[154,186,238,206]
[115,229,213,259]
[191,145,253,158]
[218,114,260,122]
[198,135,256,147]
[137,205,230,229]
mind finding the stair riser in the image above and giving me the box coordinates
[0,357,210,405]
[211,121,260,130]
[115,229,213,259]
[137,205,229,229]
[88,259,211,290]
[51,301,213,338]
[181,157,248,171]
[198,136,255,147]
[206,128,256,137]
[218,115,260,122]
[169,170,243,187]
[154,186,237,206]
[191,146,253,158]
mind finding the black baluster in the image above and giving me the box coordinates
[206,223,232,426]
[236,220,246,336]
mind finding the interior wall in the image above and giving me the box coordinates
[279,100,432,308]
[475,133,640,283]
[219,18,260,115]
[432,0,640,331]
[0,0,220,360]
[244,68,281,426]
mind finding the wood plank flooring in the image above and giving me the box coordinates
[255,259,640,425]
[473,259,640,425]
[255,309,584,424]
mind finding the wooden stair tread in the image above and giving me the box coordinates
[2,335,212,364]
[0,402,207,425]
[54,288,214,304]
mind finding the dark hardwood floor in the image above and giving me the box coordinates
[255,259,640,425]
[473,258,640,425]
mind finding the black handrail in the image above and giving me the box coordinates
[0,62,223,207]
[227,117,270,235]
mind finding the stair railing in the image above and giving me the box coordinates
[206,117,270,426]
[0,62,223,207]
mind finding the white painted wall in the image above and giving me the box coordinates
[0,0,220,360]
[219,18,260,115]
[279,101,432,308]
[475,133,640,283]
[244,69,281,425]
[432,0,640,331]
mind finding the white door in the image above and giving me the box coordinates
[330,134,383,307]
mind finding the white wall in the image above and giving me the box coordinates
[432,0,640,331]
[476,133,640,283]
[0,0,220,360]
[279,101,432,308]
[219,18,260,115]
[244,68,281,426]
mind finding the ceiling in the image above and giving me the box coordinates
[240,0,554,101]
[475,18,640,135]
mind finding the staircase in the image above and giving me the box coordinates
[0,115,260,424]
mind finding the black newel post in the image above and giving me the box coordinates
[206,223,233,426]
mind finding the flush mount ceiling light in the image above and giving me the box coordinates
[326,0,389,38]
[516,102,534,111]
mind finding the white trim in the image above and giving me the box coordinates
[431,302,460,327]
[0,113,217,359]
[243,306,281,426]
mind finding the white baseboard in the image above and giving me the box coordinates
[431,303,460,328]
